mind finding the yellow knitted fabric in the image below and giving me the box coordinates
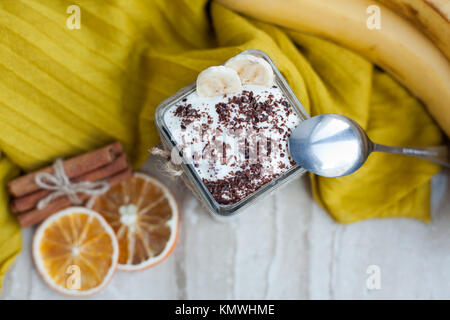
[0,0,442,290]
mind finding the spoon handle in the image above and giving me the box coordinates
[372,143,449,168]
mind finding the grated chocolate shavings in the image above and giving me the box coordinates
[169,85,300,205]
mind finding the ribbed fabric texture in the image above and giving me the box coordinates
[0,0,442,291]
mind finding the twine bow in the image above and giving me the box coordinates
[150,146,184,178]
[35,158,110,210]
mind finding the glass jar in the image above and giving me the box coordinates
[154,49,309,219]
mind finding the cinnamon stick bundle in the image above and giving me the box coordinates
[11,153,129,213]
[17,168,133,228]
[8,142,133,228]
[7,142,123,197]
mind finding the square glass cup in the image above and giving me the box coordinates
[154,49,310,219]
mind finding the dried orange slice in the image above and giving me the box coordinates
[87,173,179,271]
[33,207,118,296]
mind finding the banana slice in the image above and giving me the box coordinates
[196,66,242,98]
[225,54,274,86]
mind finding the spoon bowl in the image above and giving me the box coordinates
[288,114,449,177]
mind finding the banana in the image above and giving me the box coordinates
[216,0,450,137]
[225,54,274,86]
[377,0,450,60]
[196,66,242,97]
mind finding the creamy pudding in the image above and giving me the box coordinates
[165,84,300,204]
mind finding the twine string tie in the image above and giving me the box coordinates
[35,158,110,210]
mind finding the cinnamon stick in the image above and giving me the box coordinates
[7,142,123,197]
[11,153,129,213]
[17,168,133,228]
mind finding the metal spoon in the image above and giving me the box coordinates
[288,113,449,177]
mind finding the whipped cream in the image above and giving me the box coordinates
[165,84,300,204]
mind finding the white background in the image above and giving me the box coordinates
[2,156,449,299]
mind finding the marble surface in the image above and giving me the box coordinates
[1,156,449,300]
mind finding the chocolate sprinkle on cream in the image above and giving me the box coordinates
[164,84,300,205]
